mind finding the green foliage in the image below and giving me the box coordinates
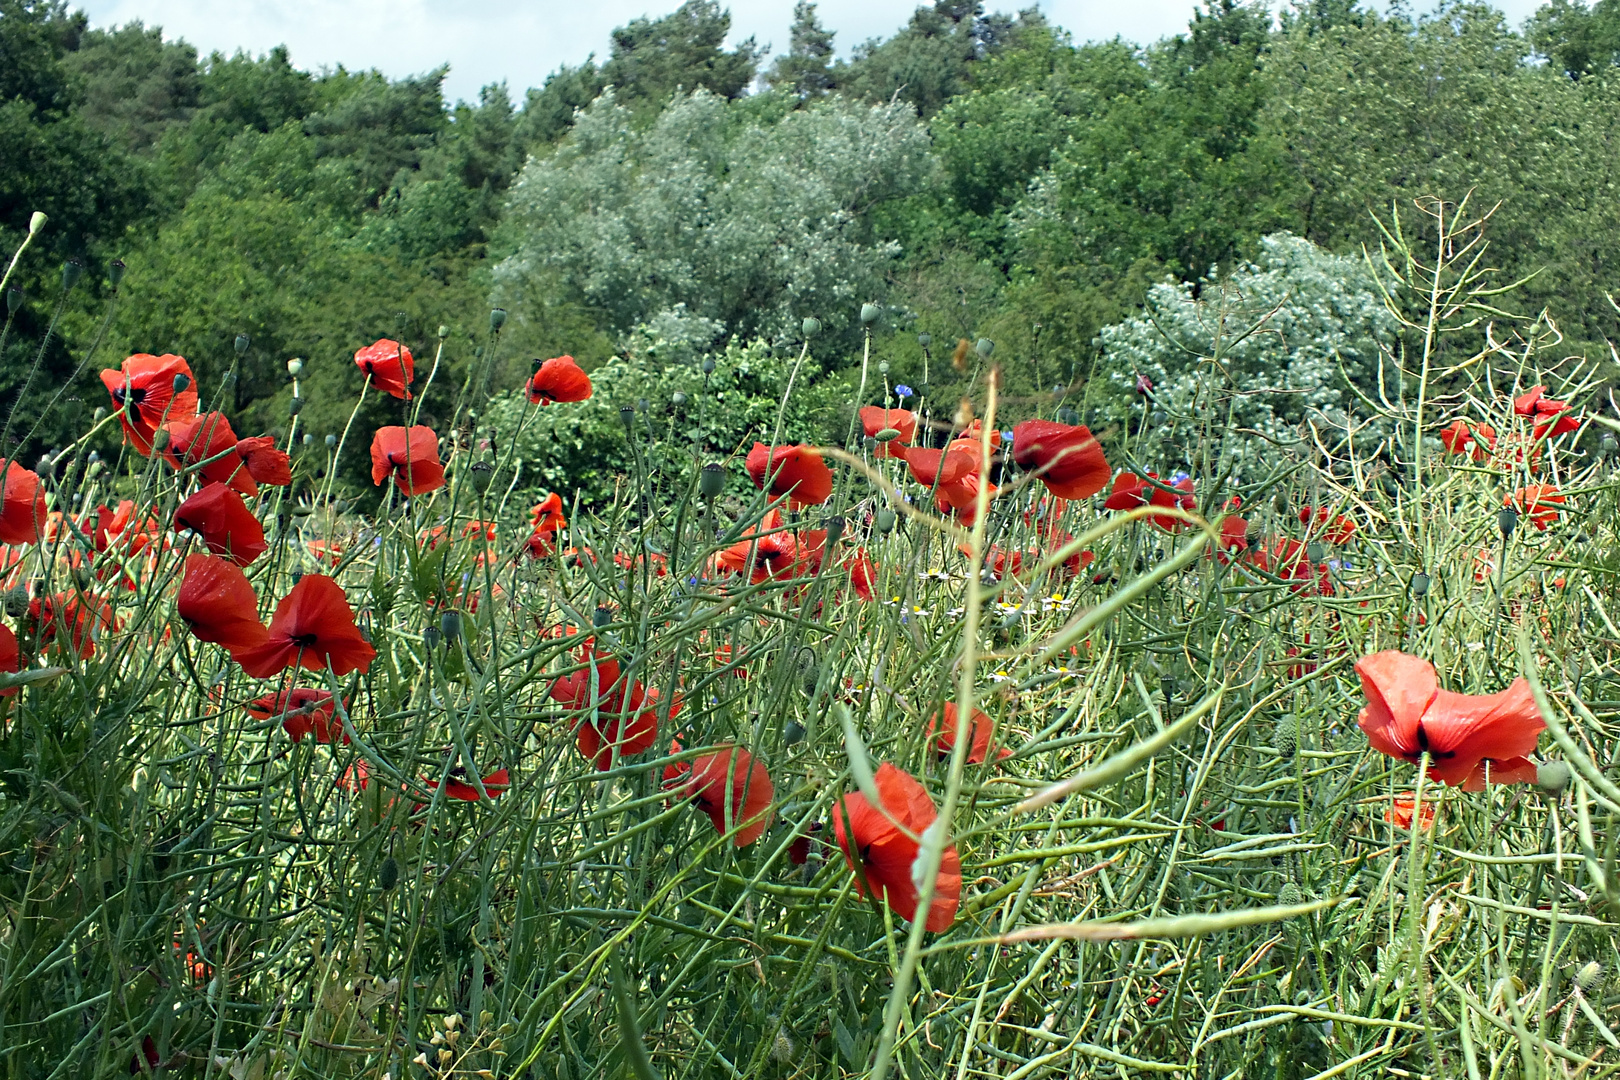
[766,1,840,99]
[1528,0,1620,76]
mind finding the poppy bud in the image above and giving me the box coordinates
[5,287,20,315]
[862,435,877,452]
[234,334,250,356]
[379,856,399,890]
[439,611,462,643]
[469,461,495,495]
[1056,406,1079,426]
[860,303,881,326]
[1536,760,1571,793]
[1577,961,1605,995]
[877,361,889,375]
[801,317,821,337]
[702,357,716,374]
[1150,409,1166,426]
[875,509,896,534]
[437,324,449,339]
[699,462,726,498]
[325,434,337,448]
[489,307,507,332]
[107,259,125,286]
[151,427,170,452]
[592,606,614,628]
[1274,714,1298,759]
[28,211,46,235]
[94,406,106,422]
[874,427,901,443]
[61,259,82,291]
[1602,432,1618,459]
[288,397,303,416]
[1305,541,1324,564]
[1497,507,1518,538]
[917,332,931,348]
[671,391,687,406]
[823,515,845,546]
[302,433,313,446]
[1278,881,1303,906]
[286,358,302,377]
[784,720,806,745]
[975,337,994,358]
[1410,572,1430,597]
[424,625,441,649]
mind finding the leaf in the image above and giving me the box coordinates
[610,943,661,1080]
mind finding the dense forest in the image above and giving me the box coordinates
[5,0,1620,492]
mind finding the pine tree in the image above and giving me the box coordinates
[768,2,838,100]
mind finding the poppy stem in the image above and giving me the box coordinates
[319,376,370,509]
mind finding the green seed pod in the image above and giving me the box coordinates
[1279,881,1303,906]
[61,259,83,291]
[975,337,994,358]
[823,515,845,546]
[701,357,716,374]
[592,606,614,629]
[874,427,901,442]
[489,307,507,332]
[917,332,932,348]
[860,302,880,326]
[439,611,461,643]
[5,287,21,315]
[235,334,251,356]
[1536,760,1572,793]
[1274,714,1299,759]
[1410,572,1431,598]
[874,509,896,534]
[801,316,821,337]
[423,625,441,649]
[1577,960,1605,995]
[1498,507,1519,538]
[4,587,28,618]
[699,462,726,499]
[286,357,302,377]
[288,397,304,416]
[877,361,889,375]
[107,259,125,287]
[671,391,687,406]
[379,856,399,890]
[1056,406,1080,426]
[469,461,495,495]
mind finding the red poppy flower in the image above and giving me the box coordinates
[903,444,975,490]
[745,442,833,508]
[370,426,445,497]
[530,492,566,531]
[233,574,377,678]
[165,412,255,493]
[1268,537,1332,596]
[29,592,114,658]
[246,687,346,744]
[957,420,1002,451]
[934,469,996,523]
[859,406,918,458]
[429,767,510,801]
[716,513,800,583]
[1011,420,1110,500]
[1514,386,1581,441]
[846,549,878,601]
[1440,419,1496,462]
[614,550,671,577]
[337,758,370,793]
[979,545,1034,580]
[354,338,414,400]
[0,462,46,545]
[927,702,1010,764]
[173,482,267,567]
[550,643,665,769]
[1214,517,1253,563]
[0,625,18,698]
[1508,484,1566,530]
[235,436,291,488]
[130,1035,161,1075]
[662,745,775,846]
[1103,471,1150,510]
[176,553,268,654]
[1355,650,1545,790]
[1300,506,1356,545]
[526,355,593,405]
[1385,793,1436,830]
[789,822,823,865]
[100,353,198,455]
[833,762,960,932]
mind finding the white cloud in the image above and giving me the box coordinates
[73,0,1549,105]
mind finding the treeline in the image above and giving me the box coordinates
[4,0,1620,478]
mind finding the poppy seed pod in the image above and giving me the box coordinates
[801,317,821,337]
[235,334,250,356]
[1498,507,1519,538]
[702,357,716,374]
[592,606,614,628]
[860,303,880,326]
[439,611,462,643]
[1536,760,1571,793]
[1602,432,1618,458]
[671,391,687,406]
[1305,541,1325,564]
[5,287,21,315]
[823,515,845,546]
[302,433,313,446]
[862,435,877,452]
[61,260,83,291]
[784,719,806,744]
[917,332,931,348]
[288,397,304,416]
[3,587,28,618]
[286,358,302,377]
[618,406,636,430]
[378,856,399,891]
[423,624,441,649]
[172,373,191,394]
[489,307,507,332]
[1150,408,1166,426]
[875,509,896,534]
[28,211,46,235]
[437,324,449,339]
[975,338,994,358]
[107,259,125,286]
[699,462,726,498]
[877,361,889,375]
[324,434,337,448]
[1410,572,1430,597]
[1056,406,1080,426]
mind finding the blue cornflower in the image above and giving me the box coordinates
[894,384,913,400]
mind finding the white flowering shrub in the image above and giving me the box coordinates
[494,88,934,349]
[1099,232,1397,470]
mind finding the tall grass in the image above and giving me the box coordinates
[0,196,1616,1080]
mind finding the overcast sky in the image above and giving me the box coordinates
[73,0,1548,105]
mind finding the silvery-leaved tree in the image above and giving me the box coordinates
[1099,232,1396,479]
[493,87,934,355]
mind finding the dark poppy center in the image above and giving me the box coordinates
[128,387,147,404]
[290,633,319,648]
[1412,723,1455,761]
